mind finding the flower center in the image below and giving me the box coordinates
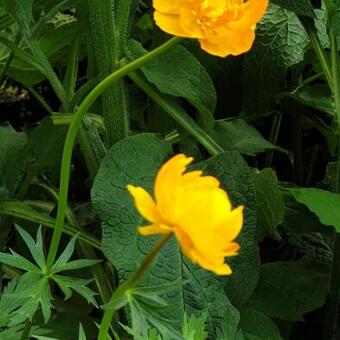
[192,0,243,32]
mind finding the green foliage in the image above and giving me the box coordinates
[289,85,336,117]
[0,124,27,197]
[182,313,208,340]
[253,168,284,239]
[243,3,309,113]
[239,308,283,340]
[92,134,259,336]
[128,40,216,130]
[289,188,340,232]
[247,259,329,321]
[212,119,284,156]
[271,0,315,17]
[0,0,339,338]
[0,226,98,330]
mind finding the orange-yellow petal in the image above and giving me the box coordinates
[230,0,269,30]
[154,12,190,37]
[214,205,244,241]
[199,29,255,57]
[138,224,172,236]
[127,185,161,223]
[127,153,245,276]
[154,154,193,216]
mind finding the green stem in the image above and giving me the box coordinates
[0,200,101,250]
[98,233,172,340]
[323,31,340,340]
[265,113,282,167]
[300,17,333,90]
[331,32,340,129]
[0,32,21,83]
[128,71,224,156]
[45,36,182,270]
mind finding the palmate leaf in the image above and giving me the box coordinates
[7,273,53,325]
[0,226,98,327]
[0,250,40,273]
[0,324,26,340]
[15,225,46,270]
[128,296,183,340]
[51,236,100,273]
[52,275,98,307]
[182,313,208,340]
[0,280,23,327]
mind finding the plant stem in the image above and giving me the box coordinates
[265,113,282,167]
[331,32,340,131]
[0,32,21,83]
[0,200,101,250]
[87,0,129,145]
[98,233,172,340]
[299,17,333,91]
[129,71,224,156]
[323,31,340,340]
[45,36,182,270]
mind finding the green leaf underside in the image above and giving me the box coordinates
[247,259,329,321]
[212,120,283,156]
[239,307,283,340]
[289,188,340,232]
[253,168,284,238]
[290,85,336,116]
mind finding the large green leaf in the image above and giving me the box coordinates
[0,124,27,197]
[247,259,329,320]
[127,41,216,129]
[253,168,284,239]
[271,0,315,17]
[242,3,309,113]
[289,188,340,232]
[289,85,336,117]
[211,120,283,156]
[239,308,283,340]
[25,118,67,175]
[91,134,243,336]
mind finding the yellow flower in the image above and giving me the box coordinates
[153,0,269,57]
[127,154,244,275]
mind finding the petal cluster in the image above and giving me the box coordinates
[127,154,244,275]
[153,0,269,57]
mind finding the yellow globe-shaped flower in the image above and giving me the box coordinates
[153,0,269,57]
[128,154,244,275]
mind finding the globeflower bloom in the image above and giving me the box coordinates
[153,0,269,57]
[127,154,244,275]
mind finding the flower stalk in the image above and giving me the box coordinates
[45,37,182,270]
[98,233,172,340]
